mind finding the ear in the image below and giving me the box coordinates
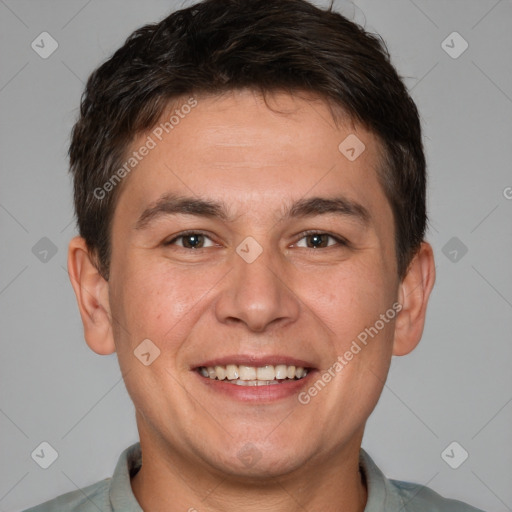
[393,242,436,356]
[67,236,116,355]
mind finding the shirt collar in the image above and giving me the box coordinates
[359,448,406,510]
[108,442,405,511]
[109,442,143,512]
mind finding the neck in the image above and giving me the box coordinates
[131,432,367,512]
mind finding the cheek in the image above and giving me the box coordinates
[126,275,190,336]
[303,259,395,343]
[110,255,222,352]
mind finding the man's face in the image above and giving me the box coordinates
[107,89,400,476]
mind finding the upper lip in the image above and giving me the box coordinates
[193,355,316,369]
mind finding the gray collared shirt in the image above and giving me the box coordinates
[23,442,485,511]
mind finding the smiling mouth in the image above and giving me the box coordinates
[196,364,310,386]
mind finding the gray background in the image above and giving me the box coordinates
[1,0,511,510]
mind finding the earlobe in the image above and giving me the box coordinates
[392,242,436,356]
[67,236,116,355]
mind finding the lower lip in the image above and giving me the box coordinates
[194,370,317,402]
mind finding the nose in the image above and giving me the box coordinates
[214,241,301,333]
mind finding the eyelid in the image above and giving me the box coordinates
[164,230,217,248]
[163,229,349,249]
[293,229,349,249]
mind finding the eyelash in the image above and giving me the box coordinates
[163,229,349,250]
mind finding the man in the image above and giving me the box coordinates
[25,0,485,510]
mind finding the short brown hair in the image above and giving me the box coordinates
[69,0,427,281]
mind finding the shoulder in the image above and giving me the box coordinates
[389,478,486,512]
[359,448,486,512]
[21,478,111,512]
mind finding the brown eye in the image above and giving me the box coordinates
[306,233,330,248]
[165,232,215,249]
[296,232,347,249]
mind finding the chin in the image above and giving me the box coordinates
[201,439,312,480]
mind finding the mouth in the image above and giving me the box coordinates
[196,364,310,386]
[193,357,316,402]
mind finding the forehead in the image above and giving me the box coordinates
[113,89,392,234]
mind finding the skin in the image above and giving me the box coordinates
[68,89,435,512]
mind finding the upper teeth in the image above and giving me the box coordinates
[198,364,308,381]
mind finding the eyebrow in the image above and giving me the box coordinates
[134,193,371,230]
